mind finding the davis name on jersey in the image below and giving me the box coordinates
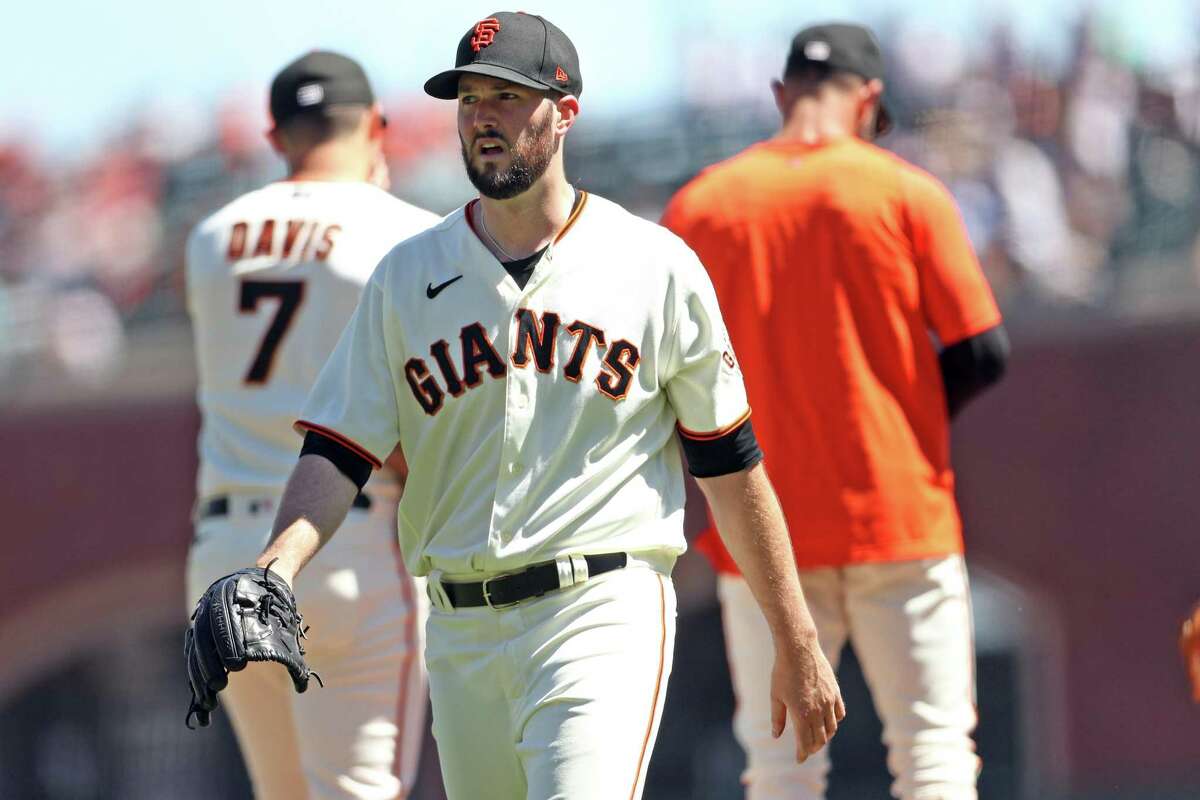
[225,218,342,263]
[298,193,750,577]
[187,181,441,497]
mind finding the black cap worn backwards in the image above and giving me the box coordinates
[270,51,376,126]
[424,11,582,100]
[784,23,892,135]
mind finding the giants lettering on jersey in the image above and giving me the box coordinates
[227,220,342,262]
[405,308,641,415]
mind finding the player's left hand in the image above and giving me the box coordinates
[770,632,845,762]
[184,564,321,728]
[1181,600,1200,703]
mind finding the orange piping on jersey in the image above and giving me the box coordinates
[465,192,589,251]
[293,421,384,469]
[676,408,752,442]
[629,573,667,800]
[554,190,588,243]
[390,540,419,791]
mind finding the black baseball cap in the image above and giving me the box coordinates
[783,23,892,135]
[424,11,582,100]
[270,51,376,126]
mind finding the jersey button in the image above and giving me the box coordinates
[514,395,529,411]
[508,461,523,474]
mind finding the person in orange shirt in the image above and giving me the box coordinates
[662,22,1009,800]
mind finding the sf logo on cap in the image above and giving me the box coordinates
[471,17,501,52]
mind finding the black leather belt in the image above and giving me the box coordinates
[198,493,371,520]
[441,552,628,609]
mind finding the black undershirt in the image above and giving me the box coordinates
[939,324,1010,418]
[497,188,581,290]
[678,418,764,478]
[300,431,372,490]
[502,246,547,290]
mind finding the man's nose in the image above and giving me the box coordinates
[468,100,500,130]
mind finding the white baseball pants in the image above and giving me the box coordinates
[186,491,427,800]
[718,555,979,800]
[423,559,677,800]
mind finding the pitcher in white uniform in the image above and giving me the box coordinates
[185,51,440,800]
[237,13,843,800]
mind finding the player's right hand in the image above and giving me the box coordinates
[769,633,845,761]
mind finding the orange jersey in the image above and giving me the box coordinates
[662,137,1002,570]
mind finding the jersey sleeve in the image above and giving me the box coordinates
[904,169,1003,345]
[661,247,752,439]
[183,221,214,319]
[295,275,401,468]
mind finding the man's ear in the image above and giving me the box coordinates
[554,94,581,135]
[863,78,884,106]
[266,126,285,156]
[859,78,885,139]
[771,79,788,118]
[367,103,388,141]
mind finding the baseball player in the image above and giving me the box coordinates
[185,51,440,799]
[221,11,846,800]
[662,23,1010,800]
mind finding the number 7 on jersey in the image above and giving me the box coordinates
[239,279,305,384]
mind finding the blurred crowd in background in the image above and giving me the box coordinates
[2,8,1199,393]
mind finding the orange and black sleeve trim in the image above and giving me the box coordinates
[676,408,752,442]
[294,421,381,491]
[676,411,763,478]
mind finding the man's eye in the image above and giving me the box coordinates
[460,95,477,104]
[499,92,519,100]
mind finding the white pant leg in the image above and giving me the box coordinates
[186,495,426,800]
[425,563,676,800]
[844,556,979,800]
[424,599,527,800]
[717,571,848,800]
[516,566,676,800]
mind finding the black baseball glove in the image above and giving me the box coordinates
[184,563,321,728]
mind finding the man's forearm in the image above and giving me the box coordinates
[696,463,817,646]
[257,453,360,584]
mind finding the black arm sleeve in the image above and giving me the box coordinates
[678,418,765,478]
[939,324,1010,418]
[299,431,373,491]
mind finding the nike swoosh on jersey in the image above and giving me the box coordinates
[426,275,464,299]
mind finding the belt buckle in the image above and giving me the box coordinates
[480,572,520,610]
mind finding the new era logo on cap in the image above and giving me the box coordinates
[296,83,325,106]
[804,40,831,61]
[555,65,568,82]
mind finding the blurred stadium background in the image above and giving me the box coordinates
[2,1,1200,798]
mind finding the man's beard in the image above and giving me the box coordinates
[461,110,556,200]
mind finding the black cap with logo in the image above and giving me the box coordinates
[424,11,582,100]
[270,51,377,127]
[783,23,892,135]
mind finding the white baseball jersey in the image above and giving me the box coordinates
[187,180,441,497]
[298,191,751,577]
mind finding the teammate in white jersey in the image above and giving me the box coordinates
[239,14,842,799]
[185,51,440,800]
